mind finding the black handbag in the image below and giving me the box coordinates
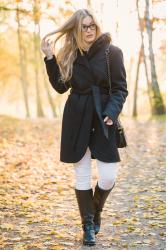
[105,46,127,148]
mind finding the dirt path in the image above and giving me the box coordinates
[0,115,165,250]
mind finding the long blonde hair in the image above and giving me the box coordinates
[43,9,102,82]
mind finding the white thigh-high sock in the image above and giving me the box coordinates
[96,159,119,190]
[73,147,92,190]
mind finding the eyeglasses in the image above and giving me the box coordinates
[81,23,96,32]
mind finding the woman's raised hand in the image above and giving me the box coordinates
[41,37,54,58]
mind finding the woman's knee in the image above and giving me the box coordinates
[74,174,91,190]
[98,177,115,190]
[97,161,119,190]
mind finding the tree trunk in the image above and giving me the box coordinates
[115,0,119,43]
[132,45,142,117]
[33,0,44,117]
[16,6,30,117]
[145,0,165,114]
[87,0,92,8]
[38,24,57,117]
[127,57,134,116]
[136,0,153,113]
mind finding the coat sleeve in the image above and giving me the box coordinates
[44,55,71,94]
[102,46,128,122]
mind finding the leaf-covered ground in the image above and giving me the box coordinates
[0,115,165,250]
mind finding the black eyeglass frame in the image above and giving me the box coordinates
[81,23,97,32]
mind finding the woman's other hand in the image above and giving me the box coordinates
[104,116,113,125]
[41,37,54,59]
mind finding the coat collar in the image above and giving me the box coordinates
[74,32,111,67]
[83,32,111,58]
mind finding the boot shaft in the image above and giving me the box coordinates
[74,188,96,246]
[74,188,95,224]
[93,182,115,212]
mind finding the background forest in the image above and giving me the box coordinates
[0,0,166,119]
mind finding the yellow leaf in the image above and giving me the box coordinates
[1,223,14,231]
[14,247,26,250]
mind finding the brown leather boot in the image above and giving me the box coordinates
[75,188,96,246]
[93,182,115,235]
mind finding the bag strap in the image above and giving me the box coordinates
[105,45,112,96]
[105,45,123,126]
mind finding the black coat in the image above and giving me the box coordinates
[44,32,128,163]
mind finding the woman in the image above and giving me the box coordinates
[41,8,128,246]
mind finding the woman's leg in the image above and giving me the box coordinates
[93,160,119,235]
[73,147,92,190]
[73,147,95,246]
